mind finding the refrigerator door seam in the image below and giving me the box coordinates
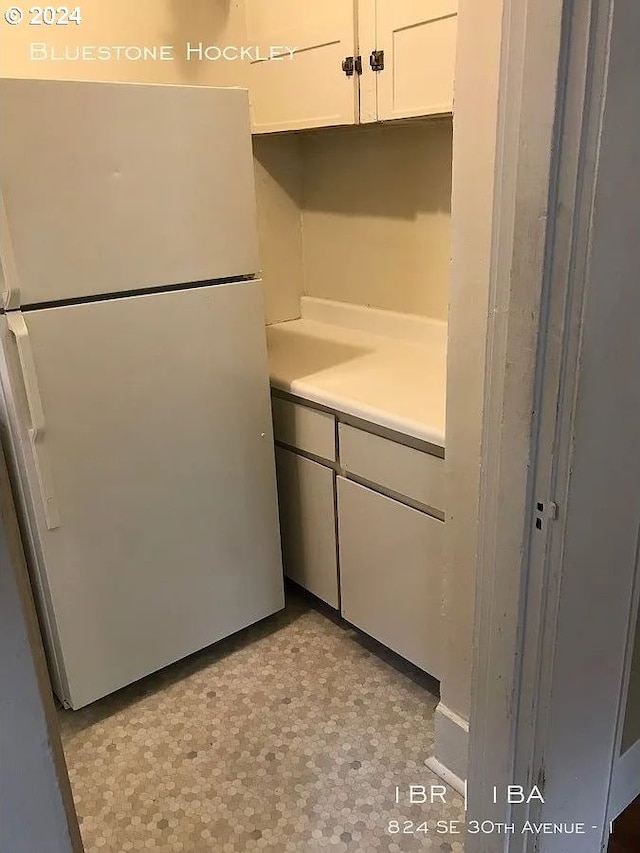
[18,274,258,313]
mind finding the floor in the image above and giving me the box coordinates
[59,591,465,852]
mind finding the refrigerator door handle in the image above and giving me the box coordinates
[6,311,61,530]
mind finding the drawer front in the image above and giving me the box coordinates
[339,424,444,512]
[272,396,336,461]
[337,477,442,678]
[275,447,339,608]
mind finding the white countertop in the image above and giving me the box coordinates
[266,298,447,448]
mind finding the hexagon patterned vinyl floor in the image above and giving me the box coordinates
[59,590,465,852]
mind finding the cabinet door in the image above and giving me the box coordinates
[337,477,442,677]
[275,447,339,608]
[374,0,457,121]
[246,0,358,134]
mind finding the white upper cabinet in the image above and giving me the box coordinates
[247,0,457,133]
[246,0,358,133]
[371,0,458,122]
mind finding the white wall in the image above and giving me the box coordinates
[0,446,81,853]
[434,0,505,779]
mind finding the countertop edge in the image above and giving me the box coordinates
[270,377,446,450]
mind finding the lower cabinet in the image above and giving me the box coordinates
[275,446,339,608]
[337,476,442,678]
[271,393,445,677]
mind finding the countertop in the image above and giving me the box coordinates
[266,298,447,448]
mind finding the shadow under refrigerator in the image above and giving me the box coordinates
[0,78,284,709]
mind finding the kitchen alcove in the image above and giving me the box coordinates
[252,116,453,678]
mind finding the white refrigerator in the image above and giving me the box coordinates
[0,78,285,710]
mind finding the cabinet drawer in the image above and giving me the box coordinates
[339,424,444,512]
[275,447,339,608]
[272,396,336,461]
[337,477,442,677]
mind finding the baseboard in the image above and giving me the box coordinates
[424,757,465,795]
[426,702,469,793]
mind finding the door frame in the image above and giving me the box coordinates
[465,0,573,833]
[468,0,640,850]
[0,445,82,853]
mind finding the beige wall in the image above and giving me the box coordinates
[0,0,248,86]
[301,121,452,320]
[258,119,453,324]
[253,134,304,324]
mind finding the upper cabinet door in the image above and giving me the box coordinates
[374,0,458,121]
[246,0,358,134]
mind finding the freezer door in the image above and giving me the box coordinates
[0,79,259,307]
[0,281,284,708]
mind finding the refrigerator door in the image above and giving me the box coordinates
[0,79,259,308]
[0,281,284,709]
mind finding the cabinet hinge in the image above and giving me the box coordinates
[534,500,559,531]
[342,55,363,77]
[370,49,385,72]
